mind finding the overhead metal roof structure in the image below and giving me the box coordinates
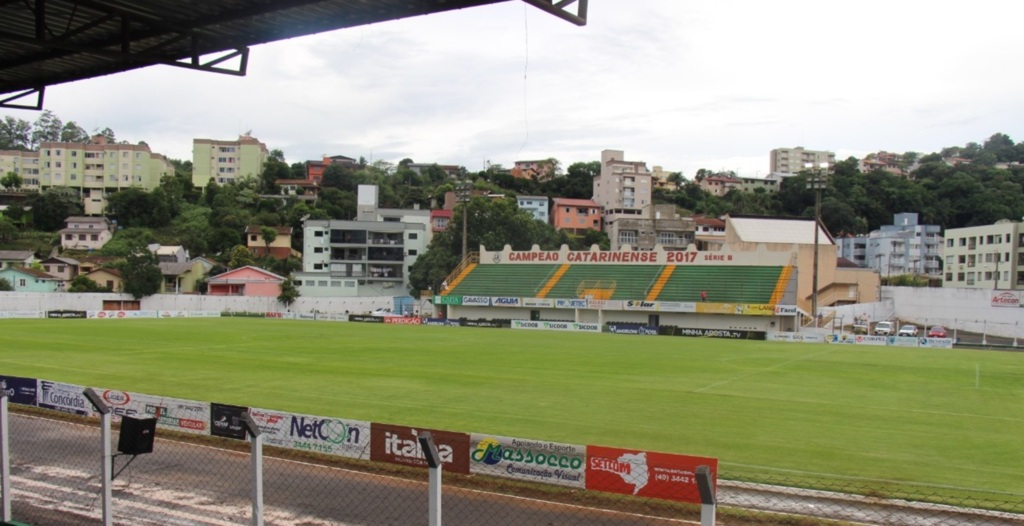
[0,0,587,110]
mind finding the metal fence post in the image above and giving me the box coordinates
[239,412,264,526]
[696,465,716,526]
[418,431,442,526]
[1,380,11,523]
[83,388,113,526]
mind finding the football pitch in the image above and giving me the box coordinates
[2,317,1023,498]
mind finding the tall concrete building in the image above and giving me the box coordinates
[295,185,429,298]
[837,213,942,277]
[594,149,656,248]
[769,147,836,176]
[942,219,1023,290]
[0,136,174,215]
[191,133,269,187]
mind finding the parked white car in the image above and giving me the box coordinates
[897,324,919,337]
[873,321,895,336]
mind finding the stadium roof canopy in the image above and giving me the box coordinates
[0,0,587,109]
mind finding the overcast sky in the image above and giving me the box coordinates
[3,0,1023,178]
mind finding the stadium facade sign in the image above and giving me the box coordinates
[674,328,764,340]
[991,291,1020,308]
[370,423,470,473]
[623,300,659,311]
[586,299,623,310]
[659,301,697,313]
[774,305,798,316]
[482,245,794,267]
[586,445,717,505]
[606,324,659,336]
[522,298,554,307]
[470,434,586,488]
[434,295,462,305]
[555,299,588,309]
[249,408,371,459]
[461,296,491,306]
[491,296,521,307]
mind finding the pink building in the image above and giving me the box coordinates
[551,198,602,233]
[206,266,284,297]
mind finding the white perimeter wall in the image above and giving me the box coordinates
[0,292,398,316]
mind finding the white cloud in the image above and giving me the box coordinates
[4,0,1024,179]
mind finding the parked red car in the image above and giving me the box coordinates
[927,325,948,338]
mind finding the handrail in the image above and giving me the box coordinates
[440,252,479,292]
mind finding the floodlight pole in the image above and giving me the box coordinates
[805,163,828,325]
[457,180,472,262]
[1,381,11,523]
[83,388,113,526]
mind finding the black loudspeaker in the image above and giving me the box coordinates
[118,416,157,455]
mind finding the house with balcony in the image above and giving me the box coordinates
[59,216,114,251]
[39,256,79,288]
[206,266,284,296]
[0,266,60,292]
[606,204,695,251]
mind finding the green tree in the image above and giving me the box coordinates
[30,110,62,148]
[0,216,17,242]
[260,226,277,255]
[228,245,256,269]
[118,243,163,299]
[0,116,32,150]
[30,188,83,231]
[0,277,12,291]
[1,171,23,191]
[68,274,111,292]
[98,228,156,256]
[277,276,300,307]
[60,121,90,143]
[321,163,356,191]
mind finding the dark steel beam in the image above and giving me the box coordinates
[520,0,587,26]
[0,87,45,110]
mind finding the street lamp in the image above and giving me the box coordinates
[455,180,473,261]
[805,162,829,325]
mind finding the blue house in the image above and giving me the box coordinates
[0,266,62,292]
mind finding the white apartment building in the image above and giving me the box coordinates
[769,147,836,176]
[942,219,1023,290]
[594,149,654,248]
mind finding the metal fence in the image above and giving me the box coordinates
[3,399,1023,525]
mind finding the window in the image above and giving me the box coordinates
[345,281,355,288]
[314,247,324,253]
[78,234,86,240]
[65,234,72,240]
[58,266,64,273]
[90,234,98,241]
[408,233,418,240]
[18,279,26,287]
[314,230,324,237]
[250,235,258,242]
[618,230,638,245]
[317,280,328,287]
[945,272,952,281]
[313,263,324,270]
[408,250,418,256]
[957,272,964,282]
[331,281,342,287]
[294,280,302,286]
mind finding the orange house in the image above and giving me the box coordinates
[551,198,602,233]
[206,266,284,297]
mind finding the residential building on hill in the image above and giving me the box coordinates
[551,198,601,234]
[191,134,269,187]
[295,185,428,298]
[606,204,694,251]
[738,177,779,193]
[245,226,295,260]
[406,163,463,179]
[511,159,556,180]
[0,250,34,269]
[837,213,942,278]
[650,166,679,191]
[692,215,726,251]
[0,266,60,292]
[769,146,836,176]
[698,175,742,197]
[942,219,1023,290]
[305,154,358,185]
[0,135,174,214]
[593,149,652,215]
[59,216,114,251]
[516,195,549,223]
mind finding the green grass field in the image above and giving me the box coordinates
[3,318,1024,499]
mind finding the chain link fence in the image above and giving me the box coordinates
[4,404,1023,526]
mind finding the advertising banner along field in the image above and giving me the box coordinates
[586,446,718,504]
[470,434,586,488]
[370,423,471,473]
[249,407,371,459]
[94,388,210,434]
